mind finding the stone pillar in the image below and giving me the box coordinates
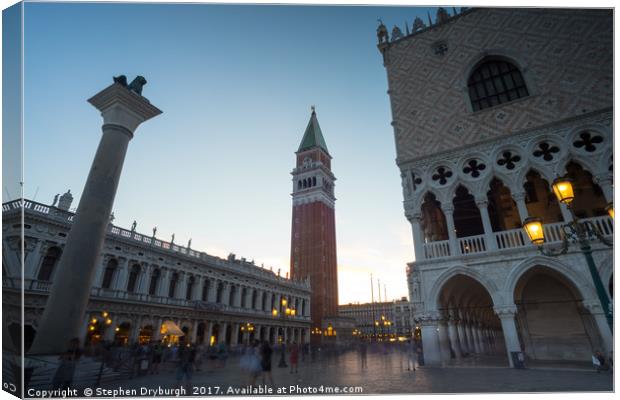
[512,191,529,223]
[441,203,459,256]
[177,272,188,300]
[232,323,240,345]
[437,320,451,363]
[138,265,151,294]
[206,322,214,345]
[190,322,199,344]
[208,281,218,303]
[447,317,462,359]
[407,212,425,260]
[234,286,242,308]
[475,198,497,250]
[93,258,108,288]
[456,316,469,355]
[255,290,263,310]
[152,318,163,341]
[583,300,613,355]
[25,240,44,278]
[114,258,130,291]
[158,269,170,297]
[593,175,613,202]
[222,283,231,306]
[474,324,486,353]
[494,306,523,368]
[219,323,228,344]
[418,314,442,366]
[193,276,203,301]
[29,82,161,354]
[466,321,479,353]
[77,315,91,345]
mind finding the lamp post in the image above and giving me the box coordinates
[522,176,613,330]
[276,298,295,368]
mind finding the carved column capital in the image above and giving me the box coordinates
[440,202,455,214]
[582,299,604,314]
[512,190,527,202]
[493,305,518,318]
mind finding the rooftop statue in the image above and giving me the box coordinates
[413,16,426,32]
[376,19,389,44]
[391,25,403,41]
[436,7,450,24]
[113,75,148,96]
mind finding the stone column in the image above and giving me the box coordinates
[114,258,130,291]
[29,81,161,354]
[447,317,462,359]
[25,240,44,278]
[418,314,442,366]
[456,316,469,355]
[255,290,263,310]
[93,258,108,288]
[206,322,214,345]
[190,322,199,344]
[593,175,613,202]
[158,269,170,297]
[512,190,529,223]
[407,212,426,260]
[138,265,151,294]
[152,318,163,341]
[475,198,497,250]
[208,281,218,303]
[466,321,479,353]
[231,323,240,345]
[437,320,452,363]
[494,306,523,368]
[441,203,459,256]
[222,283,231,306]
[559,203,574,223]
[583,300,613,355]
[234,286,242,308]
[177,272,188,300]
[474,324,486,353]
[219,323,228,344]
[193,276,203,301]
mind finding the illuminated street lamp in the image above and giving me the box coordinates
[523,176,613,329]
[606,203,614,219]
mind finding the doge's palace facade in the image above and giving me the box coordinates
[378,8,613,367]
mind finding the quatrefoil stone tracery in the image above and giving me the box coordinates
[432,167,453,185]
[533,142,560,161]
[497,151,521,170]
[463,159,486,178]
[573,132,603,153]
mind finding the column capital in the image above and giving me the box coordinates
[582,299,605,314]
[512,190,527,202]
[493,305,518,318]
[593,174,613,186]
[405,211,423,223]
[88,81,162,133]
[416,311,442,326]
[474,196,489,208]
[440,202,455,214]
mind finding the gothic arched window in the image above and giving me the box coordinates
[468,58,528,111]
[101,259,118,289]
[37,247,62,281]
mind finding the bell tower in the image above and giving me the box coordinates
[290,107,338,335]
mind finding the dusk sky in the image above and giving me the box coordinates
[4,2,444,304]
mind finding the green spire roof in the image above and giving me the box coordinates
[298,108,329,154]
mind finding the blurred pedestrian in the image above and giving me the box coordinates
[289,341,299,373]
[260,340,275,386]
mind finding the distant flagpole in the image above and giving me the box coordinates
[378,279,382,303]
